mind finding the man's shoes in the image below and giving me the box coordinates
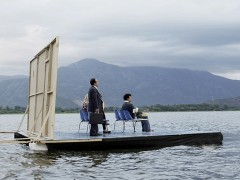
[90,133,102,136]
[142,129,154,132]
[103,130,111,134]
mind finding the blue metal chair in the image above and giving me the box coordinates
[114,109,121,120]
[114,109,137,132]
[117,109,125,120]
[79,109,90,133]
[114,109,124,132]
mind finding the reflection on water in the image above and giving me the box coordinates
[0,112,240,179]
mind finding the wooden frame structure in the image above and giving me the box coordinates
[27,37,59,140]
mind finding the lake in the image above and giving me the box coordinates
[0,111,239,179]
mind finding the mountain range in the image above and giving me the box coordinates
[1,58,240,108]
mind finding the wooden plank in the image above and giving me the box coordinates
[40,139,102,144]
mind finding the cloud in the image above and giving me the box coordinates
[0,0,240,79]
[0,24,49,75]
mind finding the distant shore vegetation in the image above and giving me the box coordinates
[0,104,239,114]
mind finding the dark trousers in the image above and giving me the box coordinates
[90,122,108,136]
[90,124,99,136]
[141,120,151,132]
[89,111,108,135]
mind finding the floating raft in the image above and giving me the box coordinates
[14,131,223,151]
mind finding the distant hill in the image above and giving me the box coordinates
[56,58,240,107]
[1,58,240,108]
[0,77,28,107]
[205,96,240,107]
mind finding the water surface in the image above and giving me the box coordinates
[0,111,239,179]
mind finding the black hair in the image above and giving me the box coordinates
[123,93,131,100]
[90,78,96,85]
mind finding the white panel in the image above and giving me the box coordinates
[27,37,59,139]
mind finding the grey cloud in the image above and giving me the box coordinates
[1,0,240,79]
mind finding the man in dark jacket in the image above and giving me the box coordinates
[122,93,152,132]
[88,78,110,136]
[122,94,136,119]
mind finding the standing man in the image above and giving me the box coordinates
[122,93,152,132]
[88,78,110,136]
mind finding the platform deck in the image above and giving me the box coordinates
[14,130,223,151]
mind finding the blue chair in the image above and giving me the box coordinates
[117,109,125,120]
[79,109,90,133]
[114,109,136,132]
[114,109,125,132]
[115,109,121,120]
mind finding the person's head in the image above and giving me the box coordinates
[123,93,132,102]
[90,78,99,87]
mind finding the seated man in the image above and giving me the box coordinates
[121,93,152,132]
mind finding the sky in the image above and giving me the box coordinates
[0,0,240,80]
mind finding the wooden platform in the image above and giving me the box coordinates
[14,131,223,151]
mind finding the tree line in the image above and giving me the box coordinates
[0,104,239,114]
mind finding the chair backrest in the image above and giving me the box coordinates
[80,110,85,121]
[115,109,121,120]
[123,110,133,120]
[80,109,89,122]
[117,109,126,120]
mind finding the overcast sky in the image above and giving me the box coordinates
[0,0,240,80]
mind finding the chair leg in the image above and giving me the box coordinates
[123,121,125,133]
[114,121,116,132]
[78,122,82,132]
[86,123,89,133]
[132,121,136,132]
